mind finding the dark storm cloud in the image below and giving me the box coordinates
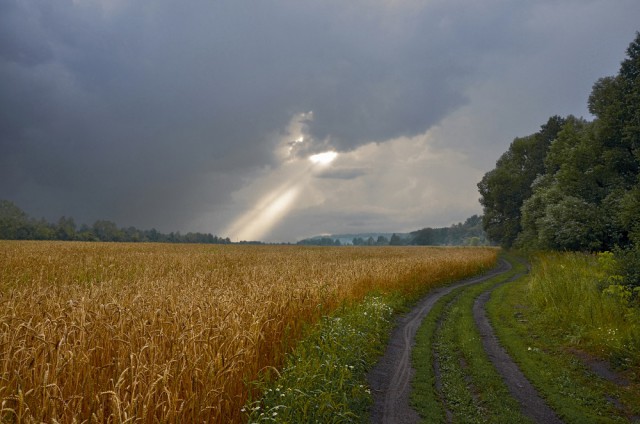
[1,0,639,235]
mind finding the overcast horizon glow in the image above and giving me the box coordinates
[1,1,639,242]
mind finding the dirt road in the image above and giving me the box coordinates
[368,258,562,423]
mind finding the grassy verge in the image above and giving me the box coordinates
[487,253,640,423]
[244,293,403,423]
[411,254,530,423]
[243,251,498,423]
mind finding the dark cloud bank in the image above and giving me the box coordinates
[1,0,639,238]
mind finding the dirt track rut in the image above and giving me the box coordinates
[367,260,510,423]
[474,281,562,423]
[368,258,562,424]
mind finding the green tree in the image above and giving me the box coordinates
[0,200,31,239]
[376,235,389,245]
[536,196,603,251]
[619,186,640,245]
[389,233,403,245]
[77,224,98,241]
[32,218,56,240]
[56,216,77,241]
[92,220,124,242]
[520,34,640,251]
[478,116,565,247]
[589,32,640,186]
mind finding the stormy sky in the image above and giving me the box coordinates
[1,1,639,242]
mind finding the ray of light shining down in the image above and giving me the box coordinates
[224,151,340,241]
[225,185,300,241]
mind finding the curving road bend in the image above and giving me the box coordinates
[367,259,511,424]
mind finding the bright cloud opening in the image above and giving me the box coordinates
[309,151,338,165]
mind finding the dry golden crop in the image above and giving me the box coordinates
[0,241,496,423]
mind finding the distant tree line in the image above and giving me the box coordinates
[351,235,397,246]
[297,237,343,246]
[410,215,489,246]
[478,32,640,287]
[297,215,489,246]
[0,200,231,244]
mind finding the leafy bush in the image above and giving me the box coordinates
[613,247,640,291]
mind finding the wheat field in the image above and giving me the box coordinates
[0,241,497,423]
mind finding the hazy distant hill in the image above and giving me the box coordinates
[297,215,489,246]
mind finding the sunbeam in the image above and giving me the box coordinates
[223,150,340,241]
[225,185,300,241]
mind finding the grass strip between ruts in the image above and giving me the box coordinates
[411,254,531,423]
[243,252,499,423]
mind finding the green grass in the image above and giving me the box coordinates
[244,293,403,423]
[487,253,640,423]
[412,254,532,423]
[411,287,458,423]
[526,252,640,370]
[243,252,640,423]
[242,251,498,423]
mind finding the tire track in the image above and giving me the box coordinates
[368,259,510,424]
[473,277,563,424]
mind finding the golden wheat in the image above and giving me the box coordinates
[0,241,496,423]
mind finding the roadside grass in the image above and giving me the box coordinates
[412,255,531,423]
[243,250,498,423]
[244,293,403,423]
[487,253,640,423]
[527,252,640,371]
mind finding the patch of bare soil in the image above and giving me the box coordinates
[473,278,563,424]
[367,260,510,424]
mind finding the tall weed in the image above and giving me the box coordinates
[527,252,640,368]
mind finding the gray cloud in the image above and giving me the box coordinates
[315,168,368,180]
[1,0,639,238]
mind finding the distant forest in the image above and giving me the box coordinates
[478,32,640,288]
[0,199,231,244]
[297,215,489,246]
[0,198,489,247]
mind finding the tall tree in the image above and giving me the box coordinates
[92,220,124,242]
[516,34,640,251]
[56,216,77,241]
[478,116,565,247]
[0,200,31,239]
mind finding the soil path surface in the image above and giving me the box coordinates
[367,259,510,424]
[474,279,563,424]
[368,257,563,424]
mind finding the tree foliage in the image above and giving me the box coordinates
[477,116,565,247]
[0,199,231,244]
[410,215,489,246]
[478,32,640,287]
